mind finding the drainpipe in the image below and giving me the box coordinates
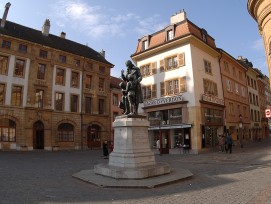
[218,49,226,133]
[80,58,85,150]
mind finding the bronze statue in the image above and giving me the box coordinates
[119,60,143,115]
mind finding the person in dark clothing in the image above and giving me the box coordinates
[102,141,109,158]
[225,131,233,154]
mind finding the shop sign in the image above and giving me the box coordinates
[202,94,224,105]
[265,109,271,118]
[144,95,183,107]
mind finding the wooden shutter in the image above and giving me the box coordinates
[151,62,157,75]
[160,60,164,72]
[180,76,186,92]
[151,84,157,98]
[178,53,185,67]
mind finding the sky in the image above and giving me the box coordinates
[0,0,268,78]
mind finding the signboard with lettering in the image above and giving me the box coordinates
[144,95,183,107]
[202,94,224,105]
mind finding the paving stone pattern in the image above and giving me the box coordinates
[1,138,271,204]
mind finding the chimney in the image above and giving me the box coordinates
[1,2,11,28]
[60,31,66,39]
[100,49,105,58]
[170,9,187,24]
[42,19,50,36]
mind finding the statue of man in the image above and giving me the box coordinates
[120,60,143,115]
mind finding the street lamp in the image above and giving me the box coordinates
[239,114,243,148]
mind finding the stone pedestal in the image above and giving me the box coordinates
[94,115,171,179]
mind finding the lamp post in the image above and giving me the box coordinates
[239,114,243,148]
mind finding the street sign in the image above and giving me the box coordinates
[265,109,271,118]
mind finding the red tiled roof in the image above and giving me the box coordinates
[110,76,122,89]
[132,19,216,56]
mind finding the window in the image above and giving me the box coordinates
[0,119,16,142]
[241,86,246,97]
[0,84,5,105]
[74,59,80,67]
[99,66,105,74]
[85,96,92,113]
[35,89,44,108]
[151,84,157,98]
[140,64,150,77]
[229,102,234,114]
[160,82,165,97]
[99,78,105,91]
[39,50,48,58]
[98,99,104,114]
[239,71,243,81]
[142,40,148,51]
[0,55,8,75]
[59,55,66,63]
[204,60,212,74]
[226,79,232,92]
[14,59,25,77]
[224,61,229,72]
[57,123,74,142]
[86,62,93,70]
[202,33,207,43]
[167,30,174,41]
[247,76,250,86]
[86,75,92,89]
[18,44,27,53]
[174,79,179,94]
[55,92,64,111]
[37,64,46,80]
[71,71,79,88]
[11,86,22,106]
[142,85,152,100]
[70,95,78,112]
[113,94,118,106]
[169,109,182,124]
[160,60,165,72]
[251,109,254,121]
[249,92,252,104]
[235,83,239,94]
[2,40,11,49]
[203,79,218,96]
[55,68,65,85]
[232,67,236,76]
[166,56,178,70]
[151,62,157,75]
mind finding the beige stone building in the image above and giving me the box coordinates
[248,0,271,81]
[0,4,113,150]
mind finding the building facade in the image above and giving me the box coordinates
[218,50,250,143]
[248,0,271,82]
[131,11,225,154]
[0,5,113,150]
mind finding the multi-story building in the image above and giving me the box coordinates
[131,11,225,154]
[238,57,262,141]
[0,4,113,150]
[256,70,269,139]
[248,0,271,82]
[109,76,123,144]
[218,50,250,143]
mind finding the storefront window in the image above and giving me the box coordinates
[204,108,222,123]
[169,109,182,124]
[174,129,182,148]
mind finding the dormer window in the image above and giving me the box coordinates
[142,40,148,51]
[167,30,174,41]
[201,29,208,43]
[141,35,150,51]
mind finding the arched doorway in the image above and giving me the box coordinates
[33,121,44,149]
[87,124,101,149]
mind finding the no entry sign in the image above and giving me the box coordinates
[265,109,271,118]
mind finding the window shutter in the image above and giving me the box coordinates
[178,53,185,67]
[160,82,165,97]
[151,62,157,75]
[180,76,187,92]
[151,84,157,98]
[140,66,145,77]
[160,60,165,72]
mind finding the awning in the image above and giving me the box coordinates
[148,123,192,130]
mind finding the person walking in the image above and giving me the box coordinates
[225,131,233,154]
[218,134,225,152]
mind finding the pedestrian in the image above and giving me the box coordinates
[225,131,233,154]
[102,141,109,159]
[156,139,161,155]
[218,134,225,152]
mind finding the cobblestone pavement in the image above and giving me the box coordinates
[1,138,271,204]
